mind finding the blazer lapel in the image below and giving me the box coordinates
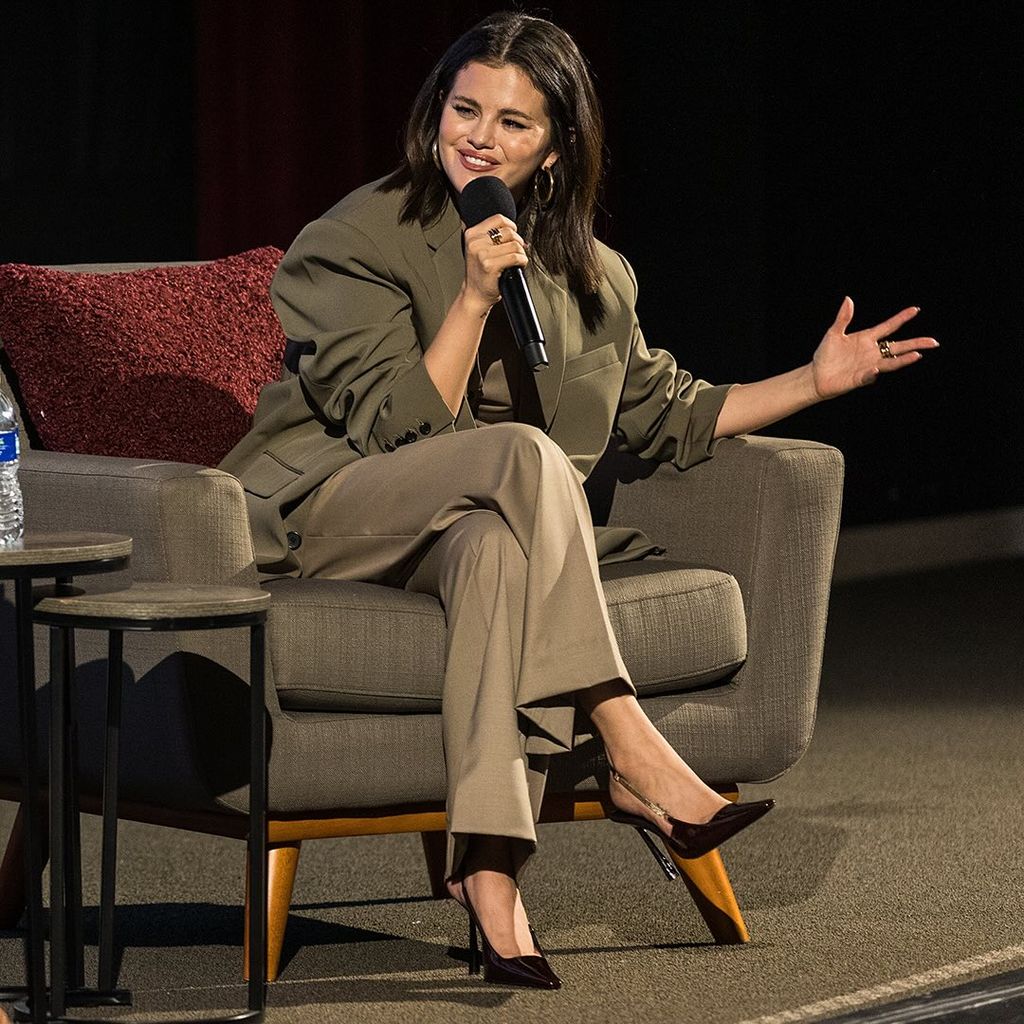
[526,263,568,431]
[422,198,464,320]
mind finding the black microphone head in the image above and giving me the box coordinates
[457,175,517,228]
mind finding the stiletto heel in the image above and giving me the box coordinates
[457,883,561,989]
[468,917,480,975]
[635,824,680,879]
[607,761,773,861]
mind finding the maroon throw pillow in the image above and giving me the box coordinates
[0,247,286,466]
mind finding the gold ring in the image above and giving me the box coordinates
[487,227,504,246]
[877,338,896,359]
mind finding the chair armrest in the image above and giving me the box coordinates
[19,450,259,587]
[604,435,845,777]
[5,451,276,814]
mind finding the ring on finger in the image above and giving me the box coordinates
[487,227,504,246]
[877,338,897,359]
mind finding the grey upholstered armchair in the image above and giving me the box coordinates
[0,260,844,982]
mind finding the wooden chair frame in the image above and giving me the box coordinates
[0,786,747,983]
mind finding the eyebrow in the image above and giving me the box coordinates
[450,94,538,122]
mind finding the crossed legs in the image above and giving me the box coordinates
[440,680,730,959]
[303,422,728,960]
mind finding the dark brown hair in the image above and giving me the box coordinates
[379,11,607,327]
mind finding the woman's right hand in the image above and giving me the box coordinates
[424,213,528,414]
[461,214,528,314]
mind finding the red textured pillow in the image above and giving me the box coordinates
[0,247,286,466]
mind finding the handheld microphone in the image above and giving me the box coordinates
[457,176,549,371]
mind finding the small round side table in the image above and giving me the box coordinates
[0,532,131,1024]
[30,583,271,1024]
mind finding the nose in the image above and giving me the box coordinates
[468,116,496,150]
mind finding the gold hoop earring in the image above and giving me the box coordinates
[534,165,555,208]
[431,139,441,170]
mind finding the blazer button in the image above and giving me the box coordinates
[418,421,431,435]
[394,436,405,446]
[286,531,302,550]
[404,429,418,444]
[384,441,396,452]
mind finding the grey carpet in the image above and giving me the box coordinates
[2,557,1022,1023]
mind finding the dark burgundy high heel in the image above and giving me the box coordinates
[461,884,561,989]
[607,763,773,868]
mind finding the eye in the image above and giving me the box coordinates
[502,118,527,130]
[453,103,475,117]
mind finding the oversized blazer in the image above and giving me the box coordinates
[218,178,733,576]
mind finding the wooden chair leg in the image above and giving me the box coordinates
[420,830,448,899]
[0,804,49,929]
[671,847,750,944]
[244,840,301,983]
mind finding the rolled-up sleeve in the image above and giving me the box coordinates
[612,255,734,471]
[270,216,457,456]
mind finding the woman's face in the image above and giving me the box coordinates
[438,61,559,202]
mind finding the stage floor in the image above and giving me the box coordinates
[3,557,1022,1024]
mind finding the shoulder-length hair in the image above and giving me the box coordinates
[379,11,607,327]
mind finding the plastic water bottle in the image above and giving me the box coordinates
[0,390,24,545]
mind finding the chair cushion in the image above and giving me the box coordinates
[265,559,746,713]
[0,248,285,466]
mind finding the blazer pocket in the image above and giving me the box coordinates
[562,342,620,382]
[242,451,303,498]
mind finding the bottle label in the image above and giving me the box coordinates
[0,429,19,464]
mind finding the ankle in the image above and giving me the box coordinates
[606,748,731,823]
[578,678,633,717]
[605,745,663,784]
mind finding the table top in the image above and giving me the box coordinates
[34,582,270,622]
[0,531,132,570]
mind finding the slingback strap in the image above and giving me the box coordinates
[607,762,671,821]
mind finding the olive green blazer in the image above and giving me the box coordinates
[218,179,732,575]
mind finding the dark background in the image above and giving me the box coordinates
[2,1,1020,525]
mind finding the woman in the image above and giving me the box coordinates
[220,12,937,989]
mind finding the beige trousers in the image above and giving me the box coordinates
[300,422,649,876]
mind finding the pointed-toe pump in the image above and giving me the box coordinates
[462,887,561,990]
[607,763,773,870]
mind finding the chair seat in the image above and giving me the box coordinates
[265,560,746,713]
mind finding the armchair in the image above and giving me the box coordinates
[0,259,844,982]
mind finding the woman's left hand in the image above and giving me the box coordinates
[811,296,939,400]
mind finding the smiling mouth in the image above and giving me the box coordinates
[459,151,498,170]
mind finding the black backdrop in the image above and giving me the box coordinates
[2,1,1020,525]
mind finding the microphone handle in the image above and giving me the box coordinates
[499,267,549,371]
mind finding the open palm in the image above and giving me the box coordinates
[811,297,939,400]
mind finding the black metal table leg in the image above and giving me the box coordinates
[13,576,47,1023]
[48,624,69,1019]
[247,622,267,1015]
[64,762,84,994]
[53,577,85,995]
[11,618,78,1024]
[97,629,125,998]
[62,623,85,993]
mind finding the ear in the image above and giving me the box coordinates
[543,151,560,171]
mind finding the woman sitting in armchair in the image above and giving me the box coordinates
[219,11,937,990]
